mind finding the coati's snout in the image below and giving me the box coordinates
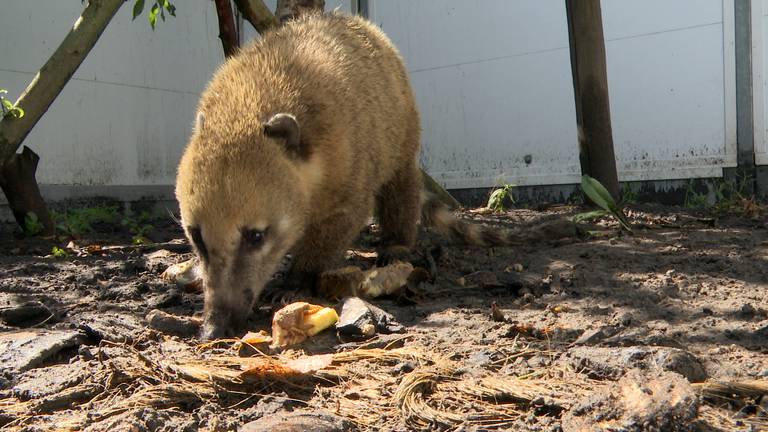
[185,213,304,340]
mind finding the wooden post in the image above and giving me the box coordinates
[213,0,240,57]
[565,0,620,200]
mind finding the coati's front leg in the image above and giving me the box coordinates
[279,204,373,297]
[375,162,421,264]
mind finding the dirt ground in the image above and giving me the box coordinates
[1,203,767,431]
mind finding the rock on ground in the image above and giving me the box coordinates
[562,370,699,432]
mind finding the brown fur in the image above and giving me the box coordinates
[175,12,420,339]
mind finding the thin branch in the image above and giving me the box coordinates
[232,0,278,34]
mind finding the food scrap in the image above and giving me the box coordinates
[270,302,339,348]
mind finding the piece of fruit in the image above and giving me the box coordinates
[271,302,339,348]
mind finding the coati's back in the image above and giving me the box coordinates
[184,13,419,202]
[176,13,422,339]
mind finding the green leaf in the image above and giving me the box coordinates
[581,175,632,232]
[572,209,609,223]
[132,0,145,20]
[165,2,176,16]
[486,184,515,212]
[24,212,44,236]
[0,89,7,95]
[13,107,24,118]
[488,189,504,210]
[148,3,160,29]
[51,246,69,258]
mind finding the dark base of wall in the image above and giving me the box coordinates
[0,185,178,223]
[448,174,763,209]
[3,171,767,223]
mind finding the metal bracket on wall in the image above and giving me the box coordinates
[727,0,757,195]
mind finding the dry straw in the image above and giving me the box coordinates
[0,337,765,431]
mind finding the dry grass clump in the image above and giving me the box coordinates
[1,336,766,432]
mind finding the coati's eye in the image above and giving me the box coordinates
[241,227,266,250]
[188,226,209,262]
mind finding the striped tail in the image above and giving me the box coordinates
[420,191,583,246]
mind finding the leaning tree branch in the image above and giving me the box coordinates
[0,0,124,163]
[213,0,240,58]
[275,0,326,22]
[232,0,278,34]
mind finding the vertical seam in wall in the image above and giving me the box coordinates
[735,0,755,167]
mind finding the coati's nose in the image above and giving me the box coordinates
[200,309,246,340]
[200,317,237,340]
[200,323,225,341]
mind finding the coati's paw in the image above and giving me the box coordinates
[261,271,318,305]
[376,245,413,266]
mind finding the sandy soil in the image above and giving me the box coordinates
[0,204,766,431]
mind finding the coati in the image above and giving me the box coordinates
[176,12,421,339]
[176,12,577,340]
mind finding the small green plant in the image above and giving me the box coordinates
[579,175,632,232]
[24,212,45,236]
[621,183,638,205]
[712,174,753,214]
[682,175,759,215]
[53,205,120,238]
[683,180,708,209]
[487,184,516,212]
[572,209,610,224]
[132,0,176,30]
[0,89,24,119]
[51,246,68,258]
[122,210,154,244]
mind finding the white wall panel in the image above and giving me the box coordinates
[369,0,579,188]
[604,0,736,180]
[369,0,736,188]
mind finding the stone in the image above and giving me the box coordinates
[145,309,201,338]
[562,369,698,432]
[572,325,622,346]
[0,330,86,378]
[336,297,403,340]
[0,301,52,326]
[565,346,707,382]
[74,312,144,343]
[241,411,353,432]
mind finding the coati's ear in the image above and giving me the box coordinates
[264,113,301,155]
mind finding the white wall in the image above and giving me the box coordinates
[368,0,736,189]
[0,0,739,201]
[603,0,736,181]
